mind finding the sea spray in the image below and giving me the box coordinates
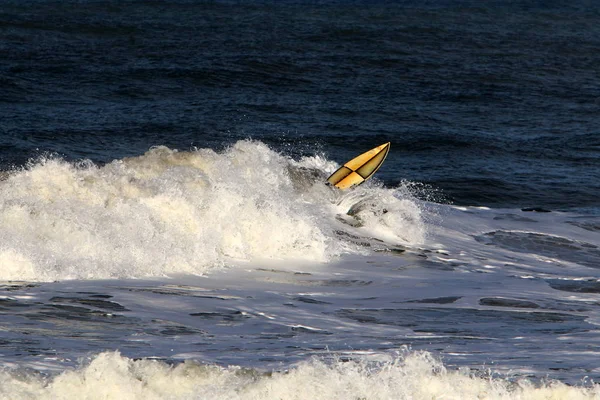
[0,141,426,281]
[0,350,597,400]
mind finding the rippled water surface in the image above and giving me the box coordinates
[1,1,600,399]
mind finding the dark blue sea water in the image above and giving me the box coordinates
[2,2,600,398]
[2,0,599,211]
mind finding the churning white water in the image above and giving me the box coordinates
[1,141,599,399]
[0,140,425,281]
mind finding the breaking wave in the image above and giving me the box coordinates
[0,140,426,281]
[1,350,597,400]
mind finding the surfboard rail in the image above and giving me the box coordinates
[327,142,390,190]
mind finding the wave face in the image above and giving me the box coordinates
[1,350,597,400]
[0,140,425,281]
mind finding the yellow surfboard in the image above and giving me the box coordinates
[327,142,390,190]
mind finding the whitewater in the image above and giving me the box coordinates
[1,141,599,399]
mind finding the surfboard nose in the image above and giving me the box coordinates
[327,142,391,190]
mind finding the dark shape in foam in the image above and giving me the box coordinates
[546,279,600,294]
[0,283,39,291]
[404,296,462,304]
[479,297,540,309]
[306,279,373,287]
[290,326,333,335]
[50,296,129,312]
[293,296,332,305]
[159,326,206,336]
[189,310,251,322]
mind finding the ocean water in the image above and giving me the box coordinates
[1,1,600,399]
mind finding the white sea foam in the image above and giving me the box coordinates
[0,140,425,281]
[1,201,599,392]
[0,350,597,400]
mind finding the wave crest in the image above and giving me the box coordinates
[1,350,597,400]
[0,141,425,281]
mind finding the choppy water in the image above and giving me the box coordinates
[1,1,600,399]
